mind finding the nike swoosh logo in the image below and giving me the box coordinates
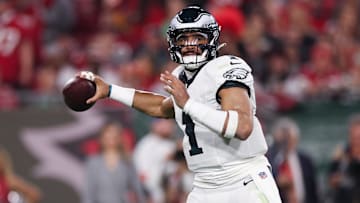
[243,179,254,186]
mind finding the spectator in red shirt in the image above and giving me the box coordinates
[299,39,343,100]
[0,0,36,88]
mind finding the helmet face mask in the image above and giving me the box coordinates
[167,6,220,70]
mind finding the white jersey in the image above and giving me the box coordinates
[171,55,269,188]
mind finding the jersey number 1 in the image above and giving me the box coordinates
[182,112,203,156]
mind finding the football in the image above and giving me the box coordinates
[62,76,96,112]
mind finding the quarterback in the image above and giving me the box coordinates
[82,6,282,203]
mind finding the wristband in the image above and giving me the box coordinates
[109,84,136,107]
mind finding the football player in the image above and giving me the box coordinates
[81,6,282,203]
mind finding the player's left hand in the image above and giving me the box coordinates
[160,71,189,108]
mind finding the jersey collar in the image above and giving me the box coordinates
[179,63,205,87]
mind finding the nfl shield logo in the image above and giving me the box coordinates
[258,171,268,179]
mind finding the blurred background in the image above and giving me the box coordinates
[1,0,360,203]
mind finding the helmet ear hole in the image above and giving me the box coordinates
[166,6,220,69]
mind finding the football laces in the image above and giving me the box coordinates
[79,71,95,81]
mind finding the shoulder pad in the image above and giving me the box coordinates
[204,55,254,87]
[204,55,252,77]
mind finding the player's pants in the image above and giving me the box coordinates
[186,165,282,203]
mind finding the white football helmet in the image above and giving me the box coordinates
[166,6,221,70]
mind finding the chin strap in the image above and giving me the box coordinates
[217,43,226,51]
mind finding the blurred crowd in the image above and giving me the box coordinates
[1,0,360,116]
[1,0,360,203]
